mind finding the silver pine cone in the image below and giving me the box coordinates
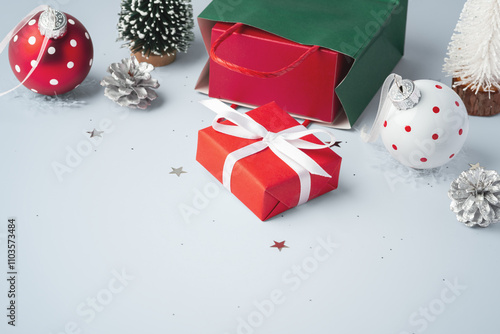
[101,56,159,109]
[449,165,500,227]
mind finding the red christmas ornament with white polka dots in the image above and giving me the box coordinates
[7,6,93,95]
[362,74,469,169]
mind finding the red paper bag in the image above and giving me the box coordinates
[196,100,342,221]
[206,23,349,124]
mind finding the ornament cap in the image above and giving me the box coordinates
[388,76,421,110]
[38,6,67,39]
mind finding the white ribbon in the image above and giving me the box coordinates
[200,99,336,206]
[360,73,401,143]
[0,5,49,97]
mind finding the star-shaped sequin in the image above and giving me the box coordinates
[87,129,104,138]
[469,163,482,170]
[270,240,289,252]
[170,167,187,177]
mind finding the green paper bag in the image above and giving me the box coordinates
[195,0,408,129]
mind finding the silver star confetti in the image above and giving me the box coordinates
[469,163,482,170]
[170,167,187,177]
[87,129,104,138]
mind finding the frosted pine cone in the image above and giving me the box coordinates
[449,165,500,227]
[101,56,159,109]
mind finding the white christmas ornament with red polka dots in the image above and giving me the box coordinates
[4,6,93,96]
[362,74,469,169]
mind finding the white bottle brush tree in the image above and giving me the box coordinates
[117,0,194,65]
[444,0,500,115]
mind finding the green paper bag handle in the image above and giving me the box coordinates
[210,22,320,79]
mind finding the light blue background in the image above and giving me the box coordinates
[1,1,498,334]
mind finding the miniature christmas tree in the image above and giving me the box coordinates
[443,0,500,116]
[117,0,194,66]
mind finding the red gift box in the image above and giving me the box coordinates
[196,100,342,221]
[207,22,349,124]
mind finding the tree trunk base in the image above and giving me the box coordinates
[452,78,500,116]
[132,49,177,67]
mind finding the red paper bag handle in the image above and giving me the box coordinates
[210,23,320,79]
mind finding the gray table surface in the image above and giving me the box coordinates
[2,0,498,333]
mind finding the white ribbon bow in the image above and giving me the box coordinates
[0,5,49,97]
[201,99,337,206]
